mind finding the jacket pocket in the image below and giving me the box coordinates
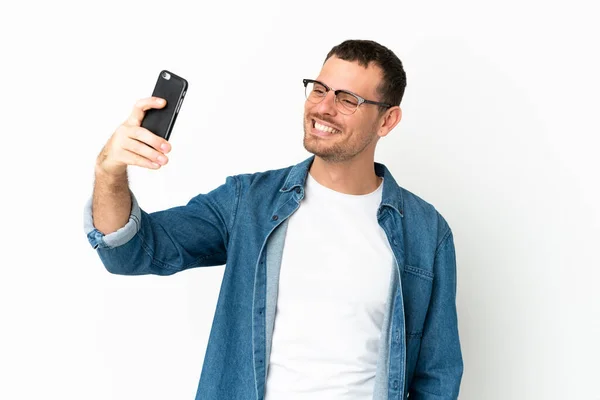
[401,265,434,338]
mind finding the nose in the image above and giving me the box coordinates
[315,90,338,116]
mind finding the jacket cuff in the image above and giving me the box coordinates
[83,191,141,249]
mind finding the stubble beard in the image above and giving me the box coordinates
[302,115,378,163]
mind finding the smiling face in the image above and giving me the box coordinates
[303,56,387,163]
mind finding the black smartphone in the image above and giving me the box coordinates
[141,70,188,141]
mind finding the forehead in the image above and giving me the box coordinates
[316,56,383,98]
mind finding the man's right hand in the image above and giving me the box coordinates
[96,97,172,176]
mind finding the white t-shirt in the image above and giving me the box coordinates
[264,173,395,400]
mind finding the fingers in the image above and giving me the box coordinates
[99,125,171,174]
[121,148,162,170]
[125,97,167,127]
[97,98,173,175]
[121,133,169,167]
[128,126,171,154]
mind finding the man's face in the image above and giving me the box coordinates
[303,56,385,163]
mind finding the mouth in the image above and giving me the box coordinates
[311,119,342,137]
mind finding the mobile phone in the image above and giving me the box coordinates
[141,70,188,141]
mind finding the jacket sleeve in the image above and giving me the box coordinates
[83,175,240,276]
[408,228,463,399]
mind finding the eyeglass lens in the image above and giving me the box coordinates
[305,81,359,114]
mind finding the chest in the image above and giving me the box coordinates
[278,202,395,309]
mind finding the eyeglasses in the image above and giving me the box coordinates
[303,79,393,115]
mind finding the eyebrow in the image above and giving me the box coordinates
[316,79,362,97]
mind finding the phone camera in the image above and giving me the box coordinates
[162,71,171,80]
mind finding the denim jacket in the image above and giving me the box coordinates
[84,155,463,399]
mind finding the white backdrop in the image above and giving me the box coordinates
[1,0,598,399]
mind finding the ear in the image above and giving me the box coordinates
[378,106,402,138]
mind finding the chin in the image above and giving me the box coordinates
[303,138,345,162]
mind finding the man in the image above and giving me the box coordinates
[84,39,463,400]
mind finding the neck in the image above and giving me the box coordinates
[309,155,382,195]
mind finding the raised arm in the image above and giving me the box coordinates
[92,97,170,234]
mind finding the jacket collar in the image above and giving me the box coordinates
[280,155,404,218]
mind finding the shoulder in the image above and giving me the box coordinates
[231,163,294,190]
[397,184,452,247]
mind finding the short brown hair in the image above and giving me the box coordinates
[325,39,407,108]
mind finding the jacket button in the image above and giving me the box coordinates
[295,187,301,193]
[393,380,398,389]
[272,215,279,221]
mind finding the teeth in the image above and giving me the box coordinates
[315,122,340,134]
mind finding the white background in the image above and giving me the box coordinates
[1,0,598,399]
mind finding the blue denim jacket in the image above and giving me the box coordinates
[84,156,463,399]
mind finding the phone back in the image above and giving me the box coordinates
[141,70,188,140]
